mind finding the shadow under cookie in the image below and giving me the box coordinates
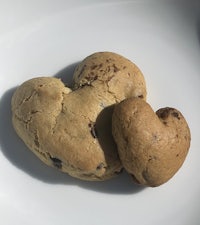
[0,63,146,194]
[54,62,80,88]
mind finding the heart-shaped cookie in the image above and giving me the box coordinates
[11,52,147,181]
[112,97,191,186]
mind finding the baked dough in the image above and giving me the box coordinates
[11,52,147,181]
[73,52,147,101]
[112,97,191,186]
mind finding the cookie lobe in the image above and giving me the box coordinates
[112,97,191,187]
[11,52,147,181]
[73,52,147,101]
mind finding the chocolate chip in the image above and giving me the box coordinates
[172,111,180,120]
[157,108,181,121]
[31,110,39,114]
[163,121,167,125]
[113,64,120,72]
[50,156,62,169]
[106,58,112,63]
[91,64,103,70]
[138,95,144,99]
[93,75,98,81]
[157,108,171,120]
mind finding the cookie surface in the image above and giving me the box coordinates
[12,52,147,181]
[73,52,147,101]
[112,97,191,186]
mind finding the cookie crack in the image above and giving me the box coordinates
[51,91,66,134]
[18,90,38,107]
[14,113,33,128]
[34,129,40,148]
[105,78,120,103]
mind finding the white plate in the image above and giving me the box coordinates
[0,1,200,225]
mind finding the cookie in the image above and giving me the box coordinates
[11,52,147,181]
[112,97,191,186]
[73,52,147,101]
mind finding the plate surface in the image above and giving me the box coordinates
[0,1,200,225]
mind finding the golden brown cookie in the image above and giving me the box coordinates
[11,52,147,181]
[112,97,191,187]
[73,52,147,101]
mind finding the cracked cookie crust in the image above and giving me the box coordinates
[11,52,147,181]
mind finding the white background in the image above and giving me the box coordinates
[0,1,200,225]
